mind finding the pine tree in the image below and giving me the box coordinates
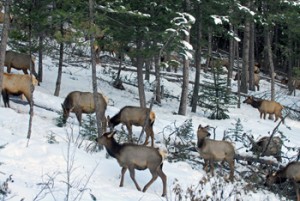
[200,60,235,120]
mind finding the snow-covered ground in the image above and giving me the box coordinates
[0,54,299,201]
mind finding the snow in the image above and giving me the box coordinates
[0,54,299,201]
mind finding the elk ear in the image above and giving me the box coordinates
[198,124,202,129]
[61,103,65,109]
[204,125,210,129]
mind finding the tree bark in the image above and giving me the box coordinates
[89,0,105,146]
[54,21,64,96]
[178,30,190,115]
[154,54,161,104]
[136,32,146,108]
[0,0,11,96]
[249,21,255,91]
[38,34,43,82]
[241,15,250,94]
[191,3,202,113]
[266,30,275,101]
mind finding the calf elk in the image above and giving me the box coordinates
[197,125,235,181]
[107,106,156,147]
[96,130,167,197]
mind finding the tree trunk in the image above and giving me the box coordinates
[54,23,64,96]
[89,0,105,147]
[154,54,161,104]
[191,3,202,113]
[205,28,212,73]
[0,0,11,96]
[227,24,234,93]
[266,30,275,101]
[38,34,43,82]
[27,1,34,141]
[178,29,190,115]
[241,15,250,94]
[249,21,255,91]
[136,33,146,108]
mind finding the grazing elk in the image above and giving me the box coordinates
[107,106,156,147]
[1,73,38,107]
[61,91,107,130]
[265,161,300,201]
[4,50,38,79]
[96,130,167,197]
[248,136,282,162]
[197,125,235,181]
[243,96,284,123]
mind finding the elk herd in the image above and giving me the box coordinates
[1,52,299,200]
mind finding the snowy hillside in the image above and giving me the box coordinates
[0,54,299,201]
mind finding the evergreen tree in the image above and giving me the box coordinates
[200,60,235,120]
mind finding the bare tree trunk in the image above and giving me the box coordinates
[241,15,250,94]
[227,24,234,92]
[249,21,255,91]
[178,30,190,115]
[266,30,275,101]
[27,1,34,141]
[38,34,43,82]
[0,0,11,97]
[136,33,146,108]
[191,2,202,113]
[178,0,191,115]
[89,0,104,145]
[54,23,64,96]
[154,54,161,104]
[236,40,241,109]
[205,28,212,73]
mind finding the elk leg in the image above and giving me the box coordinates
[128,167,141,191]
[260,112,263,119]
[263,112,266,119]
[229,160,235,182]
[119,167,127,187]
[6,65,11,73]
[75,111,82,126]
[293,180,300,201]
[126,124,133,142]
[143,169,158,193]
[157,165,167,197]
[209,160,215,176]
[22,69,29,74]
[203,159,209,172]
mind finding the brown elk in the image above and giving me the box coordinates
[96,130,167,197]
[1,73,38,107]
[243,96,284,123]
[234,69,260,91]
[197,125,235,181]
[4,50,38,79]
[107,106,156,147]
[265,161,300,201]
[61,91,107,130]
[248,136,282,162]
[0,12,13,24]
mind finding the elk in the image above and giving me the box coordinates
[197,125,235,181]
[234,69,260,91]
[1,73,38,107]
[96,130,167,197]
[107,106,156,147]
[243,96,284,123]
[265,161,300,201]
[248,136,282,162]
[61,91,107,130]
[4,50,38,79]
